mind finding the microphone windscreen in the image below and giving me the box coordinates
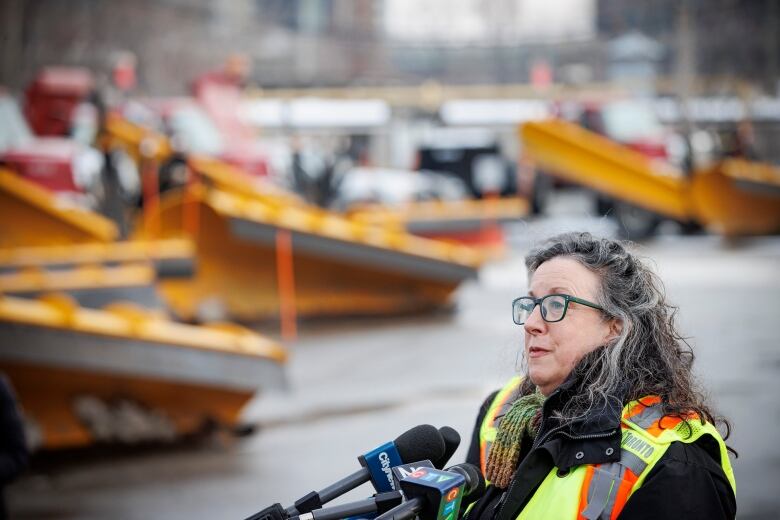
[434,426,461,469]
[393,424,446,465]
[457,463,485,498]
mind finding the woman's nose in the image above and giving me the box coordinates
[524,304,546,335]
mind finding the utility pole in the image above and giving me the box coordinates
[0,0,25,89]
[675,0,696,175]
[766,0,779,95]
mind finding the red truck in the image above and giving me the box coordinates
[0,89,105,208]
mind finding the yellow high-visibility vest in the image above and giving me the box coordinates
[477,377,736,519]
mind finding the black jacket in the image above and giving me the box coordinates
[0,374,29,520]
[463,377,736,520]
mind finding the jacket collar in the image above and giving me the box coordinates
[535,370,624,471]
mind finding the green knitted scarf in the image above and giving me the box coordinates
[485,390,546,489]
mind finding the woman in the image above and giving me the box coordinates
[464,232,736,519]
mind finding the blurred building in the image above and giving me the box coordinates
[598,0,780,94]
[0,0,777,95]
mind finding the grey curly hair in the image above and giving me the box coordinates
[519,231,730,440]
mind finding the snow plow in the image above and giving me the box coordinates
[0,168,287,450]
[145,156,484,321]
[520,119,780,237]
[0,293,286,449]
[99,116,486,321]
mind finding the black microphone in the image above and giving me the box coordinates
[285,424,446,515]
[443,463,485,502]
[434,426,461,469]
[289,491,403,520]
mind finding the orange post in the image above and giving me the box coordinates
[183,162,201,239]
[275,229,298,342]
[480,191,505,252]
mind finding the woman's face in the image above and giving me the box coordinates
[524,256,619,396]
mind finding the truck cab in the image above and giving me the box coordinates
[0,91,104,208]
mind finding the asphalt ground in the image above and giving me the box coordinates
[7,192,780,519]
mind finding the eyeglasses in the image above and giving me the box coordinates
[511,294,604,325]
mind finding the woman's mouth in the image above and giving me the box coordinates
[528,346,551,358]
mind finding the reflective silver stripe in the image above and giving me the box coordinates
[620,448,648,476]
[581,464,621,520]
[582,448,649,520]
[630,404,665,429]
[600,462,625,520]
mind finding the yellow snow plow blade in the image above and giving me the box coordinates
[0,169,117,247]
[348,197,528,258]
[521,120,780,235]
[348,196,528,234]
[142,158,484,321]
[520,120,690,220]
[689,159,780,236]
[0,293,287,449]
[0,239,194,294]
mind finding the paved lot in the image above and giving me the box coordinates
[7,202,780,519]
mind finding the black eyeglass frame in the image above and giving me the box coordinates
[511,294,604,325]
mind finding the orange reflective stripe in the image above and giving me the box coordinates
[609,469,639,520]
[661,416,682,429]
[577,465,597,520]
[647,415,683,437]
[636,410,703,437]
[623,396,662,420]
[480,440,487,475]
[644,412,701,438]
[662,412,699,427]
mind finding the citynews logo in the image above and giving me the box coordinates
[378,451,394,488]
[395,465,432,480]
[406,469,462,520]
[408,469,460,501]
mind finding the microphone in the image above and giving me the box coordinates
[390,425,460,489]
[375,467,466,520]
[391,460,436,491]
[442,463,485,503]
[376,464,485,520]
[285,424,446,515]
[289,491,403,520]
[434,427,461,469]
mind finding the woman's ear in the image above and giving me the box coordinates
[606,318,623,344]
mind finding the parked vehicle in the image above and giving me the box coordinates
[416,128,517,199]
[0,92,104,209]
[333,167,470,210]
